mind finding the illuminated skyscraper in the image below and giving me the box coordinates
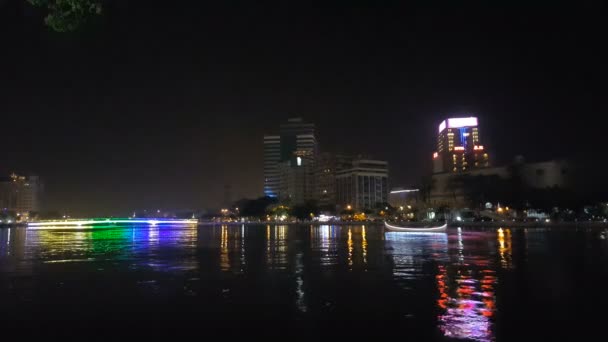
[263,135,281,197]
[433,117,489,173]
[264,118,317,202]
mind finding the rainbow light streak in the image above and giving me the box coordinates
[28,218,198,229]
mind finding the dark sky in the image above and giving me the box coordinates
[1,1,606,215]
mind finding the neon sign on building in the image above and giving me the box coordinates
[439,117,478,133]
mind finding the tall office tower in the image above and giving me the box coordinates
[0,173,42,214]
[263,135,281,197]
[279,118,317,161]
[433,117,489,173]
[336,159,389,210]
[264,118,318,203]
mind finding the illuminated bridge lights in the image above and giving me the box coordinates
[27,218,198,229]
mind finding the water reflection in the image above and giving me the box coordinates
[497,228,513,269]
[266,225,288,270]
[1,225,607,341]
[310,225,339,267]
[386,229,499,342]
[19,224,198,272]
[438,230,497,342]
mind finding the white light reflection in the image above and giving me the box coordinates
[311,225,338,267]
[295,252,306,312]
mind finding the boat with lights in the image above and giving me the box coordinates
[384,221,447,233]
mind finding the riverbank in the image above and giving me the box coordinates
[452,220,608,229]
[195,221,608,229]
[2,221,606,229]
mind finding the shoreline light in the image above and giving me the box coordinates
[390,189,420,194]
[28,218,198,229]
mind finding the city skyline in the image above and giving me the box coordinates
[1,1,605,215]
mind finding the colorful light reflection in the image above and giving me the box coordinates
[28,218,198,229]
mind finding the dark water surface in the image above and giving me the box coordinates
[1,225,607,340]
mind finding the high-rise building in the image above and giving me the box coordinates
[315,153,354,207]
[278,151,315,205]
[0,173,42,214]
[433,117,489,173]
[263,135,281,197]
[336,159,389,210]
[279,118,316,161]
[264,118,318,203]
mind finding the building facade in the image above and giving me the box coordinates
[433,117,489,173]
[264,118,318,203]
[279,118,316,161]
[0,173,42,214]
[336,159,389,210]
[278,152,315,205]
[315,153,353,207]
[263,135,281,197]
[429,159,571,207]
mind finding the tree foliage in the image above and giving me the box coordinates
[27,0,102,32]
[233,196,278,219]
[290,200,320,220]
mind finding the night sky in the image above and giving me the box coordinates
[1,1,605,215]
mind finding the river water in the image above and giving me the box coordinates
[1,224,607,340]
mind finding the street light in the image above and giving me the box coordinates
[347,205,352,210]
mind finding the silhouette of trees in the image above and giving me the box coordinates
[233,196,278,219]
[290,200,320,220]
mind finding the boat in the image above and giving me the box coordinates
[384,221,447,233]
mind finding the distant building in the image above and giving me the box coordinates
[278,152,315,205]
[433,116,489,173]
[336,159,389,210]
[279,118,317,162]
[263,135,281,198]
[0,173,42,214]
[429,159,571,207]
[315,153,353,207]
[264,118,318,202]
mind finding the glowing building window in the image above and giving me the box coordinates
[297,157,302,166]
